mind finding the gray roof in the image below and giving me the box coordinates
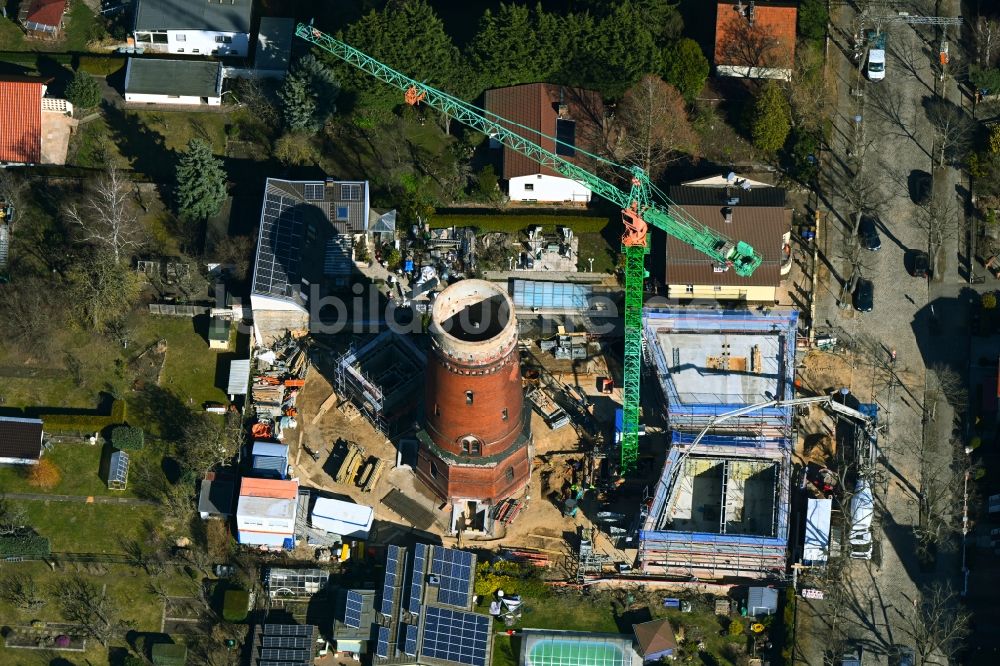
[199,475,235,516]
[125,58,222,98]
[747,586,779,615]
[254,17,294,73]
[227,359,250,395]
[134,0,252,33]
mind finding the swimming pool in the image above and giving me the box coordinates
[522,631,636,666]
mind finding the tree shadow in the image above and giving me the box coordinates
[101,101,175,181]
[130,385,191,441]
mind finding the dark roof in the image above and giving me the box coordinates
[667,185,786,207]
[332,588,378,641]
[198,474,235,516]
[125,58,222,98]
[633,618,678,656]
[483,83,604,180]
[0,416,43,461]
[254,17,294,73]
[209,315,230,341]
[665,204,790,287]
[134,0,252,33]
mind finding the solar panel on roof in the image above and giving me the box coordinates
[260,647,310,661]
[421,606,490,666]
[344,590,364,628]
[375,625,391,659]
[262,635,310,648]
[303,182,324,201]
[264,624,312,637]
[431,547,474,607]
[403,623,418,655]
[341,183,362,201]
[254,191,305,298]
[409,543,427,614]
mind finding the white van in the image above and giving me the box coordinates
[867,49,886,81]
[849,479,874,559]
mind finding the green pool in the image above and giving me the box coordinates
[526,638,626,666]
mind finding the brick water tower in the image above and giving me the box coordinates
[415,279,532,521]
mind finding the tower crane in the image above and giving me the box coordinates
[296,24,763,473]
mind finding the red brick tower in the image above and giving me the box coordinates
[416,280,532,505]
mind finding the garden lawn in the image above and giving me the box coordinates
[14,501,160,553]
[576,232,617,273]
[0,442,151,498]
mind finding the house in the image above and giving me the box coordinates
[633,619,678,662]
[198,472,235,519]
[249,624,318,665]
[0,416,43,465]
[20,0,66,39]
[124,58,224,106]
[251,440,289,479]
[747,586,779,616]
[0,76,75,166]
[662,181,790,302]
[714,0,797,80]
[253,17,294,79]
[132,0,252,56]
[331,588,376,656]
[250,178,370,344]
[309,497,374,540]
[483,83,603,203]
[208,315,231,349]
[235,477,298,548]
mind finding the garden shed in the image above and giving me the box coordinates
[108,449,129,490]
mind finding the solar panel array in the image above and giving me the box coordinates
[344,590,364,629]
[421,607,490,666]
[253,191,305,298]
[303,182,324,201]
[264,624,312,636]
[262,635,310,648]
[375,625,391,659]
[409,542,427,615]
[381,544,402,616]
[431,547,474,607]
[260,648,310,662]
[341,183,363,201]
[403,623,419,655]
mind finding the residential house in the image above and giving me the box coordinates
[198,472,235,519]
[663,181,790,302]
[0,75,75,166]
[483,83,603,203]
[714,0,797,80]
[20,0,66,39]
[132,0,252,56]
[250,178,370,344]
[124,58,224,106]
[249,624,318,665]
[0,416,43,465]
[235,477,298,548]
[633,619,678,662]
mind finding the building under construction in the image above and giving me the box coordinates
[333,330,426,435]
[638,308,797,580]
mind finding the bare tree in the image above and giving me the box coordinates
[972,15,1000,68]
[0,573,45,610]
[924,97,975,168]
[616,75,697,178]
[0,170,26,226]
[178,411,244,476]
[64,163,143,264]
[718,13,780,78]
[928,363,968,413]
[0,499,29,535]
[54,576,133,647]
[789,44,836,133]
[913,193,960,277]
[914,443,965,557]
[902,582,971,666]
[0,276,65,355]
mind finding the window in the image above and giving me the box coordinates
[505,467,515,483]
[304,183,324,201]
[168,95,181,99]
[175,34,186,42]
[152,33,168,44]
[215,35,233,44]
[685,285,694,294]
[502,408,508,421]
[430,461,439,479]
[713,285,722,292]
[341,183,362,201]
[336,206,349,221]
[461,436,481,456]
[466,391,474,405]
[136,32,152,43]
[176,48,184,52]
[192,48,200,53]
[524,183,534,192]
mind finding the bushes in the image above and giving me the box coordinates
[473,560,548,599]
[0,534,51,558]
[28,459,61,489]
[65,71,101,110]
[429,214,610,234]
[40,400,127,435]
[222,588,250,622]
[111,426,145,451]
[76,56,125,76]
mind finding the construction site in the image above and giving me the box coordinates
[637,309,798,580]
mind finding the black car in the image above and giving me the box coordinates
[911,250,929,278]
[853,278,874,312]
[859,216,881,251]
[912,171,932,205]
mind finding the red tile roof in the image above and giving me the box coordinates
[483,83,604,180]
[239,477,298,499]
[0,79,42,164]
[25,0,66,28]
[714,1,797,70]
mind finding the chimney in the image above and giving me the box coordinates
[723,207,733,224]
[557,86,568,118]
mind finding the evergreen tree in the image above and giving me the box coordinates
[65,71,101,109]
[798,0,829,42]
[278,55,339,131]
[662,38,710,101]
[748,81,792,154]
[174,139,227,221]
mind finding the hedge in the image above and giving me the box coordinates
[41,399,127,434]
[76,55,126,76]
[428,214,611,234]
[222,588,250,622]
[111,425,144,450]
[0,534,51,559]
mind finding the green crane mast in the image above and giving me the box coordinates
[296,23,763,473]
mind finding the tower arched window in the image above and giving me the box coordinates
[460,436,481,456]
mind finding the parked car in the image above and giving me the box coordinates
[841,643,864,666]
[854,278,874,312]
[858,216,881,251]
[912,171,932,205]
[893,646,915,666]
[867,48,886,80]
[910,250,929,277]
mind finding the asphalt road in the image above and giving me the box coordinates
[798,1,968,663]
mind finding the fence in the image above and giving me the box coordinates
[149,303,210,316]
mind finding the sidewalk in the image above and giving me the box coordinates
[2,492,157,506]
